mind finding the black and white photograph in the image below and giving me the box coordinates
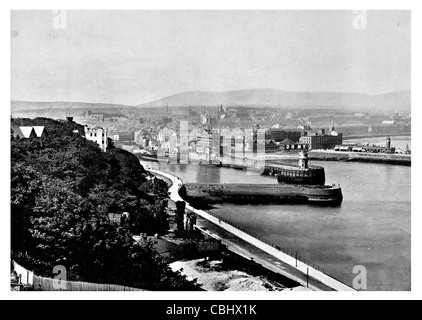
[4,3,419,304]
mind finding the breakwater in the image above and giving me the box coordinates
[148,167,355,291]
[344,133,411,140]
[264,162,326,185]
[181,183,343,206]
[309,150,411,166]
[201,155,327,185]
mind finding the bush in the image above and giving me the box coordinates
[11,117,200,290]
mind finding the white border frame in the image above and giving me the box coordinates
[1,0,419,301]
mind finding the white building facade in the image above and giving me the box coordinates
[84,125,108,152]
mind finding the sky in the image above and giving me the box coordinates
[11,10,411,105]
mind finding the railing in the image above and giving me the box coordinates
[12,261,143,291]
[201,210,327,274]
[148,166,355,290]
[32,276,142,291]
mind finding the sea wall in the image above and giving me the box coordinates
[181,183,342,206]
[264,164,326,185]
[181,184,305,205]
[185,201,353,291]
[148,168,355,291]
[309,150,411,166]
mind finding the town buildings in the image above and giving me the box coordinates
[266,128,306,143]
[279,138,309,152]
[334,137,396,154]
[112,132,135,142]
[86,110,105,122]
[11,125,46,146]
[299,129,343,150]
[84,125,108,152]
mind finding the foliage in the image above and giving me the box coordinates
[11,117,200,290]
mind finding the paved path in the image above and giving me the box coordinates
[195,218,333,291]
[149,168,355,292]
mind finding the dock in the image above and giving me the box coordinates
[149,167,356,291]
[309,149,411,166]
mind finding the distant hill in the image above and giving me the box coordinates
[11,101,133,113]
[11,89,411,114]
[136,89,411,111]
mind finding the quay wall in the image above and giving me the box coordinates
[309,150,411,166]
[148,168,355,291]
[201,157,327,185]
[181,183,342,205]
[265,165,325,185]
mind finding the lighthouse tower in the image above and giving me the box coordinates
[299,151,309,169]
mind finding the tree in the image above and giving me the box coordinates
[11,117,199,290]
[11,163,42,253]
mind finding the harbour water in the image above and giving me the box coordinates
[141,156,411,291]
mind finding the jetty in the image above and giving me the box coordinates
[309,149,411,166]
[149,168,356,292]
[181,183,343,205]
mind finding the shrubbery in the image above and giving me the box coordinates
[11,117,200,290]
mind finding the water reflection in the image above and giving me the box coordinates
[140,159,411,290]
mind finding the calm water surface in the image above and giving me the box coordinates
[141,156,411,291]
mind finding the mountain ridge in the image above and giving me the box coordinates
[11,100,133,112]
[11,89,411,112]
[136,89,411,111]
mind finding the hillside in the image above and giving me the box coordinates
[11,117,200,290]
[12,89,411,114]
[136,89,411,111]
[11,101,133,113]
